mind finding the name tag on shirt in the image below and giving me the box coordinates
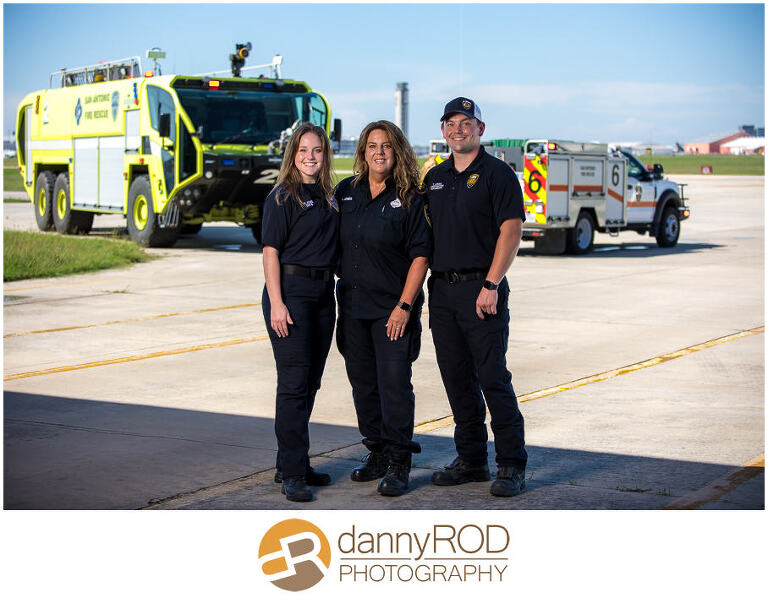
[429,182,444,191]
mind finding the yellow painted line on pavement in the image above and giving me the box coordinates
[518,326,764,404]
[415,326,764,432]
[4,335,269,381]
[664,454,764,509]
[4,302,262,338]
[4,277,121,292]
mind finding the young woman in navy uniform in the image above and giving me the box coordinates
[261,123,339,502]
[335,120,431,496]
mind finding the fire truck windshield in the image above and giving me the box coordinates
[176,89,328,145]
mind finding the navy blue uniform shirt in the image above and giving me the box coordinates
[336,175,432,319]
[423,145,525,272]
[261,183,339,267]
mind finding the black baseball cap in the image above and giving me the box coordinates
[440,97,482,122]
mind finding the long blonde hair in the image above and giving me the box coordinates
[274,123,334,205]
[353,120,421,208]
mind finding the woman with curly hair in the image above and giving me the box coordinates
[261,123,339,502]
[334,120,432,496]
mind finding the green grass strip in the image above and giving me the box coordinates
[3,230,156,282]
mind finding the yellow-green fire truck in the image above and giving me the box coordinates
[15,52,341,246]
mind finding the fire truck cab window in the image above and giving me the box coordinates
[623,151,646,179]
[175,89,328,145]
[147,85,176,142]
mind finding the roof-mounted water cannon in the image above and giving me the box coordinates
[230,42,252,77]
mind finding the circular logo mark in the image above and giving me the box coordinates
[462,99,472,110]
[258,519,331,591]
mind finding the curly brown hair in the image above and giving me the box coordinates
[353,120,421,208]
[274,123,334,206]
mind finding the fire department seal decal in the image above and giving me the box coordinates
[467,174,479,189]
[111,91,120,121]
[462,99,472,110]
[74,98,83,125]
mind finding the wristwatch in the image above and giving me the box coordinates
[397,300,412,312]
[483,280,498,291]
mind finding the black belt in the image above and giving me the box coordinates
[281,264,334,281]
[432,270,486,284]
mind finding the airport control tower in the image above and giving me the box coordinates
[395,82,408,138]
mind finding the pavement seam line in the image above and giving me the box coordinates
[663,454,765,509]
[3,336,270,381]
[3,302,262,338]
[409,325,764,434]
[4,277,121,292]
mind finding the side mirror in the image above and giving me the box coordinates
[158,112,171,138]
[332,118,342,142]
[652,163,664,178]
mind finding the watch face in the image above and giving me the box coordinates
[483,280,498,290]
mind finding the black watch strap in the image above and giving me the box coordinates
[483,280,498,291]
[397,300,412,312]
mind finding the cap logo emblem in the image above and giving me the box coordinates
[467,174,479,189]
[462,100,472,110]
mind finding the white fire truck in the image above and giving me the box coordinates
[15,47,341,246]
[492,139,690,254]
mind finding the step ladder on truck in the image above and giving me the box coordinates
[513,139,689,254]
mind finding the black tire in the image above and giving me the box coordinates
[126,175,178,247]
[180,222,203,235]
[52,173,93,234]
[33,171,56,231]
[251,222,263,245]
[566,212,595,254]
[656,206,680,248]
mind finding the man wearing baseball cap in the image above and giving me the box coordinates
[423,97,528,497]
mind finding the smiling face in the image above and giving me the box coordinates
[364,128,395,179]
[441,114,485,155]
[294,132,324,183]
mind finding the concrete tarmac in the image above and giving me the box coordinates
[3,175,764,509]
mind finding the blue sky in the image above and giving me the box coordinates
[3,2,765,146]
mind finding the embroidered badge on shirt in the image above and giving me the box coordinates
[466,174,479,189]
[304,199,315,207]
[429,182,444,191]
[390,198,402,208]
[328,196,339,211]
[341,196,354,202]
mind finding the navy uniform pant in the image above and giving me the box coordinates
[336,310,422,454]
[262,275,335,477]
[428,276,527,469]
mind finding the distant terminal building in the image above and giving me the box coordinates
[684,125,765,154]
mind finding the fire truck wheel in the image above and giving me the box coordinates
[33,171,56,231]
[251,223,262,245]
[52,173,93,234]
[656,206,680,248]
[566,212,595,254]
[127,175,178,247]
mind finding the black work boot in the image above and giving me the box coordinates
[490,465,526,497]
[377,450,411,497]
[351,441,389,482]
[431,456,490,486]
[281,476,313,502]
[274,466,331,486]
